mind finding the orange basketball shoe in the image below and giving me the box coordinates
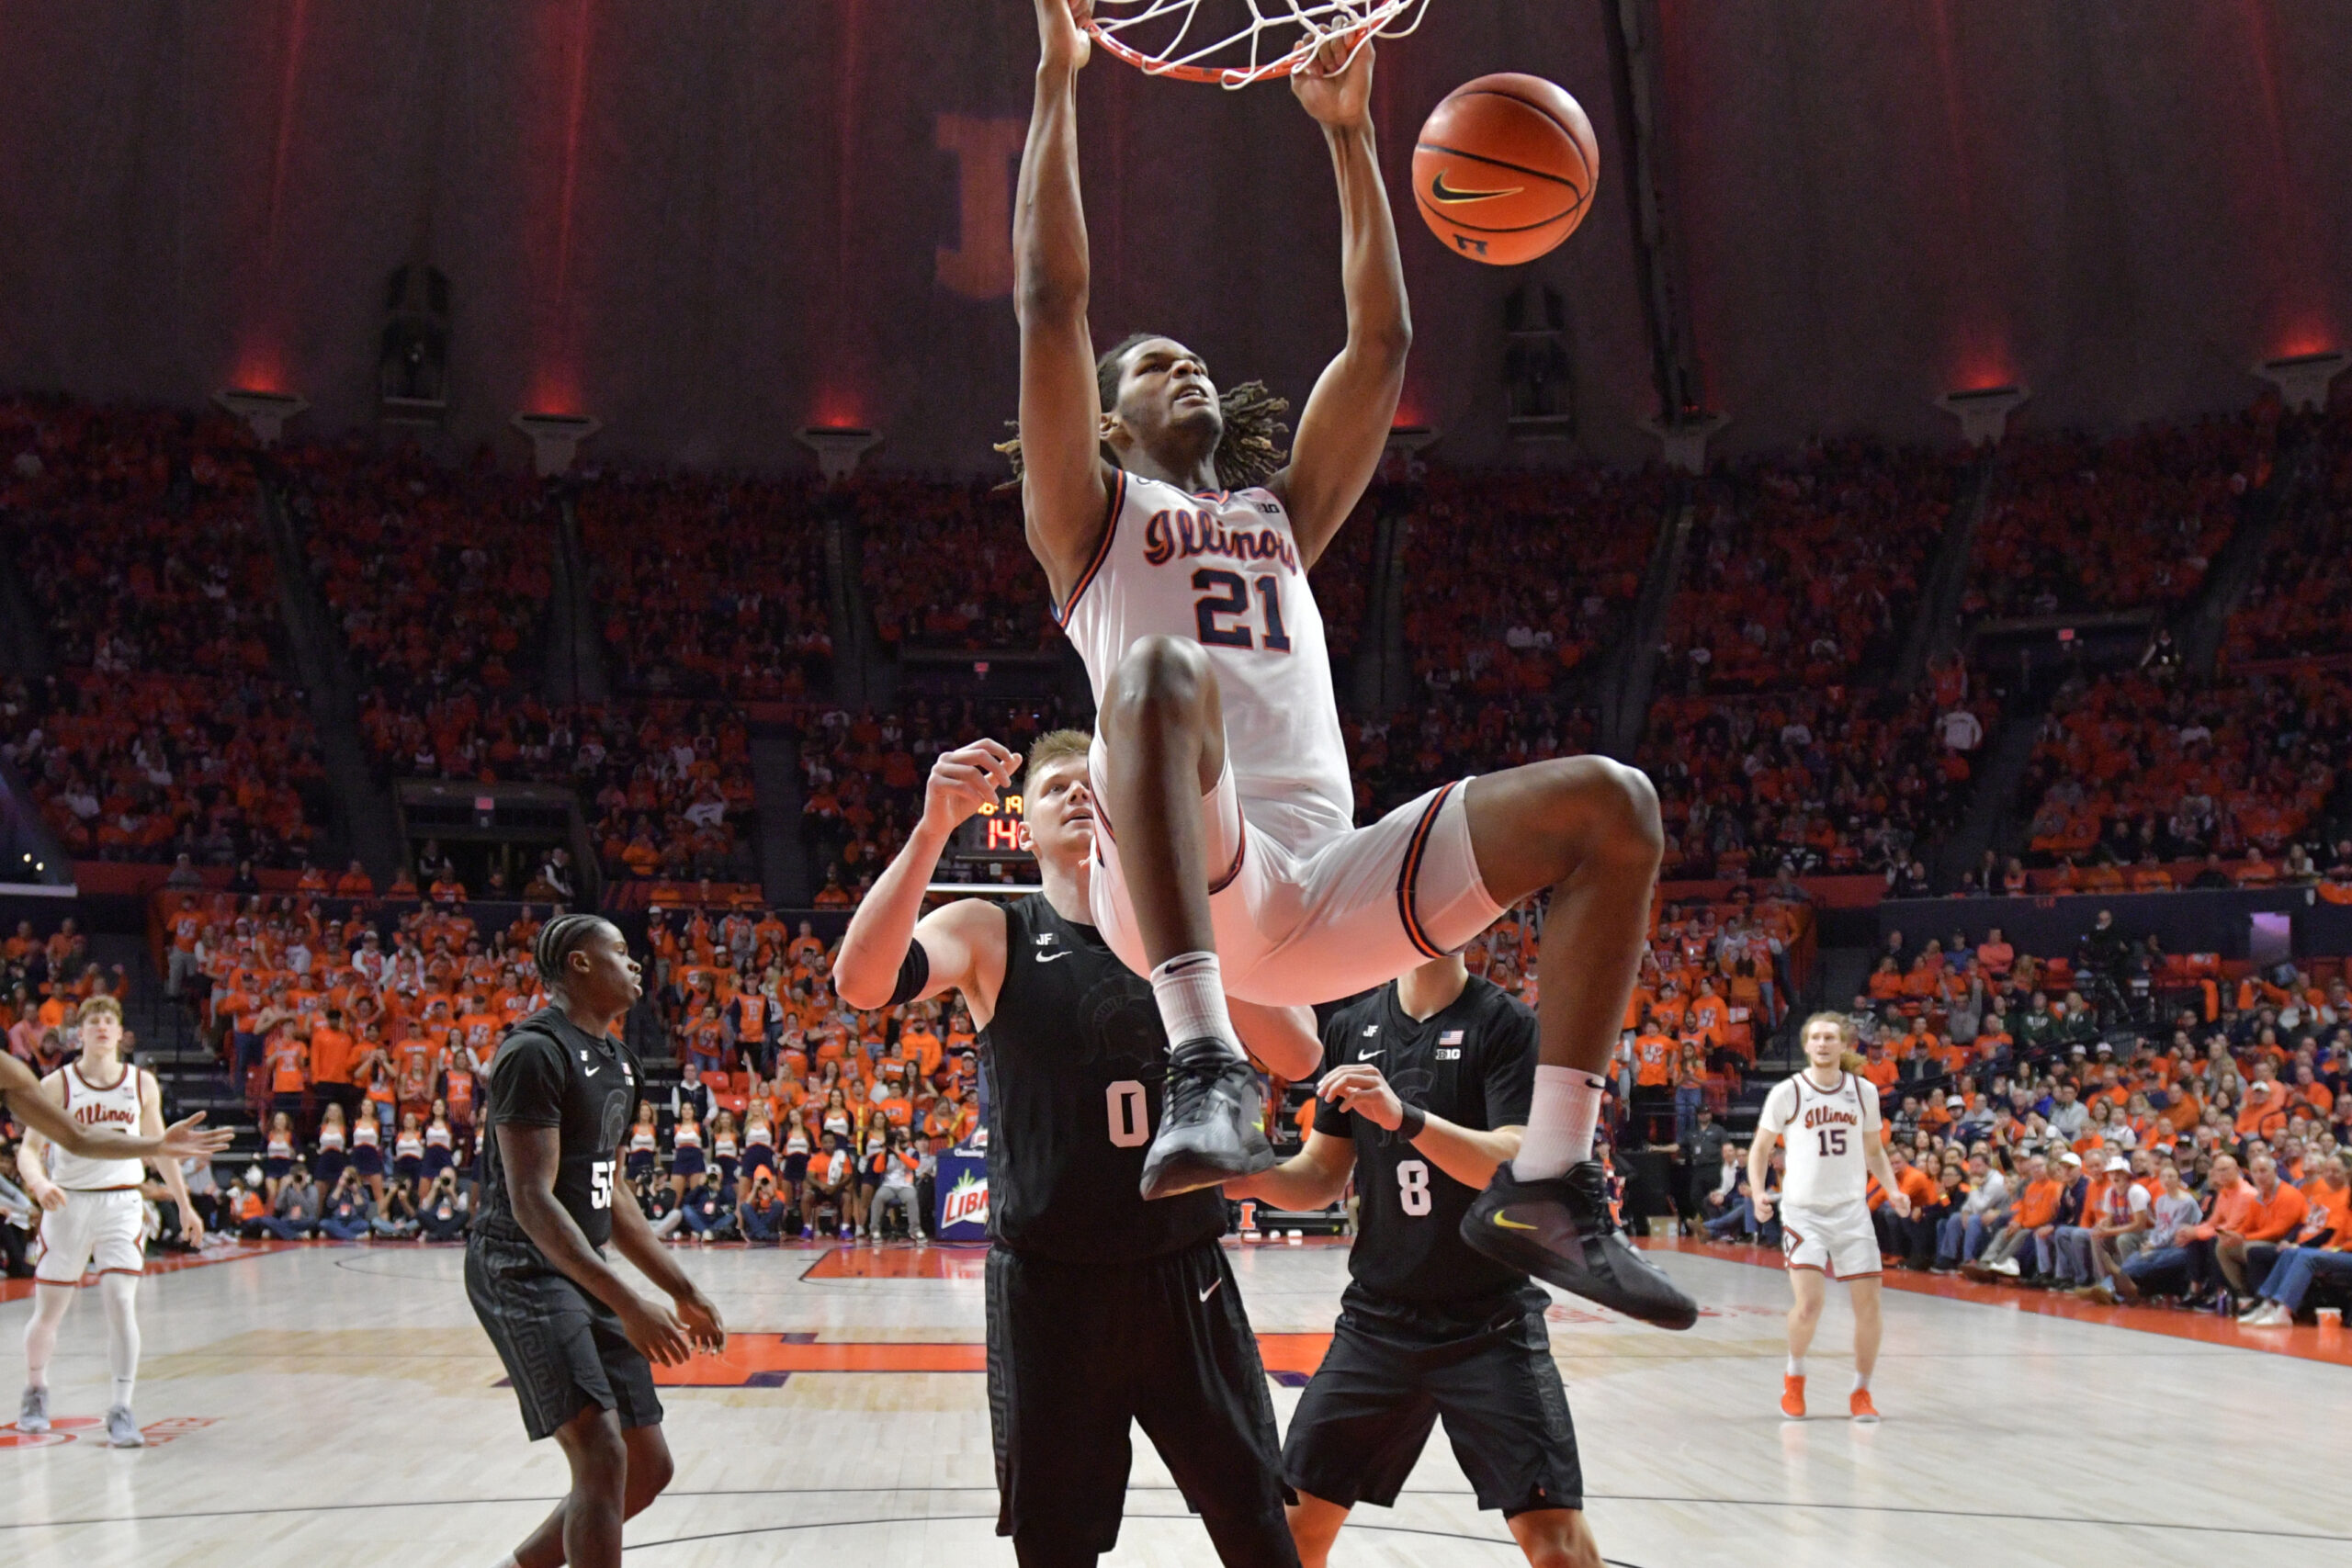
[1849,1388,1881,1423]
[1780,1374,1806,1418]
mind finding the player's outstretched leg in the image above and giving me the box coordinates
[1453,758,1699,1329]
[1094,636,1273,1199]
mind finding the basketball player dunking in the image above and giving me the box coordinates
[837,731,1307,1568]
[1747,1013,1910,1422]
[1011,0,1692,1326]
[1230,950,1602,1568]
[16,995,206,1447]
[467,916,726,1568]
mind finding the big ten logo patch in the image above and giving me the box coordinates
[2,1416,217,1449]
[934,115,1026,299]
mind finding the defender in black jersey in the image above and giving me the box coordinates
[838,730,1308,1568]
[466,915,724,1568]
[1228,950,1602,1568]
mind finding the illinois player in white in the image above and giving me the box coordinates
[1009,0,1691,1329]
[16,995,204,1447]
[1747,1013,1910,1421]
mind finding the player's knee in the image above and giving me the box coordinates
[1517,757,1664,863]
[1106,634,1216,728]
[626,1440,676,1509]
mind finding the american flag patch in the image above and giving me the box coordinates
[1440,1030,1464,1044]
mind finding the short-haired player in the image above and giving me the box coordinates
[1229,949,1600,1568]
[467,915,726,1568]
[16,995,212,1447]
[836,730,1315,1567]
[1747,1013,1909,1421]
[1010,0,1690,1328]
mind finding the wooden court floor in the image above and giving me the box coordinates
[3,1236,2347,1566]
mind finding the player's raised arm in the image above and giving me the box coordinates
[1014,0,1114,597]
[835,741,1017,1019]
[1271,38,1410,570]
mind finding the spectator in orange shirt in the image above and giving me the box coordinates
[2214,1152,2310,1300]
[1974,927,2014,980]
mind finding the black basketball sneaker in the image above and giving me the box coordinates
[1462,1160,1700,1330]
[1139,1037,1275,1201]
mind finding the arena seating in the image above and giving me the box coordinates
[0,398,331,868]
[576,469,832,699]
[857,478,1053,653]
[1664,440,1968,695]
[2013,665,2352,877]
[2223,398,2352,666]
[1963,411,2272,622]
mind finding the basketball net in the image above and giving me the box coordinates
[1084,0,1431,87]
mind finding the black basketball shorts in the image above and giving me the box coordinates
[986,1237,1296,1564]
[1283,1298,1582,1517]
[466,1231,663,1442]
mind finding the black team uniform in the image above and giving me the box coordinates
[465,1007,653,1441]
[1283,975,1583,1518]
[982,894,1296,1568]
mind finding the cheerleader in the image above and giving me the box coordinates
[422,1100,457,1181]
[351,1110,386,1203]
[781,1118,811,1212]
[264,1111,297,1202]
[393,1111,427,1194]
[669,1103,707,1201]
[710,1111,741,1189]
[625,1100,660,1183]
[314,1103,351,1189]
[741,1106,777,1200]
[854,1123,888,1238]
[820,1087,853,1145]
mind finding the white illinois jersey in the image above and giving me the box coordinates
[1758,1069,1880,1211]
[1057,471,1353,855]
[46,1061,148,1190]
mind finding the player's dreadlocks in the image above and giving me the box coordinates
[995,333,1291,491]
[535,913,614,987]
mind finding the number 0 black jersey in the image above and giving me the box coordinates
[1317,976,1541,1328]
[473,1007,644,1252]
[981,894,1226,1264]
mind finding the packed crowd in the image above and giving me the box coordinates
[1964,410,2273,622]
[856,478,1052,653]
[2015,663,2352,875]
[2222,397,2352,666]
[1683,915,2352,1323]
[1662,440,1968,695]
[278,440,553,701]
[576,469,832,699]
[0,397,331,867]
[1639,667,2001,886]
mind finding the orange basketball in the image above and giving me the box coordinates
[1411,73,1599,266]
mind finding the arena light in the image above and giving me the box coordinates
[1640,411,1725,474]
[511,412,601,478]
[1936,384,2028,447]
[2254,350,2346,412]
[212,389,309,447]
[798,425,882,484]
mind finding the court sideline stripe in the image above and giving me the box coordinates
[6,1486,2343,1543]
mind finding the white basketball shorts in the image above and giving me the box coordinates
[34,1187,147,1285]
[1085,736,1504,1008]
[1779,1199,1883,1281]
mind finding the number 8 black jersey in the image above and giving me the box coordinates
[474,1007,644,1252]
[1317,976,1539,1321]
[981,895,1227,1264]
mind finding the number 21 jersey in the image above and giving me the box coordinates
[1758,1070,1880,1210]
[1054,471,1353,854]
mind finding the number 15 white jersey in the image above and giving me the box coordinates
[1758,1070,1881,1210]
[1055,471,1354,855]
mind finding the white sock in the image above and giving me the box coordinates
[1786,1355,1805,1378]
[100,1272,140,1410]
[1514,1066,1604,1180]
[1852,1369,1870,1393]
[1149,953,1243,1060]
[23,1282,72,1390]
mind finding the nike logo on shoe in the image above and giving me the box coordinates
[1198,1280,1222,1303]
[1492,1214,1537,1230]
